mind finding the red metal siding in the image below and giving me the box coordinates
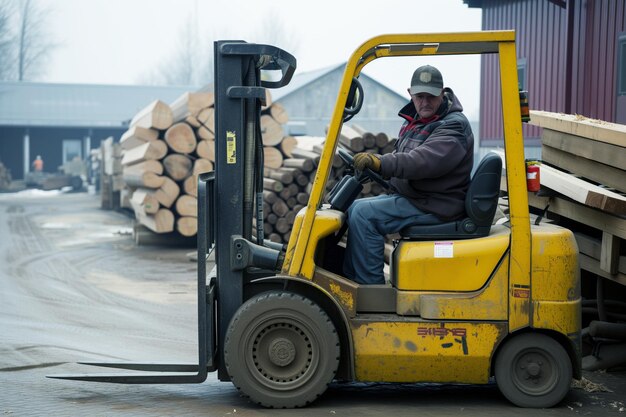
[478,0,626,144]
[479,0,567,144]
[573,0,626,120]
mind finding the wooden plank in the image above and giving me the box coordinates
[601,232,621,275]
[527,193,626,239]
[574,233,603,260]
[541,145,626,193]
[576,232,626,275]
[497,148,626,216]
[539,163,626,216]
[542,129,626,171]
[579,254,626,286]
[528,110,626,147]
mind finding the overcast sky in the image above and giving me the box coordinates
[42,0,483,118]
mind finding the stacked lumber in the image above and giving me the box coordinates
[522,111,626,285]
[524,110,626,372]
[496,110,626,290]
[100,137,123,210]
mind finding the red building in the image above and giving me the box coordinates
[465,0,626,150]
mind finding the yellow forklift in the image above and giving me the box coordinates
[51,31,581,408]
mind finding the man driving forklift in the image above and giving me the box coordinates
[344,64,474,284]
[51,32,581,410]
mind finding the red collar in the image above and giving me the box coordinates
[416,114,441,124]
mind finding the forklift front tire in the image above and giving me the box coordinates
[494,332,572,408]
[224,290,340,408]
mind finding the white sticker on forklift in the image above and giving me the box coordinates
[226,131,236,164]
[434,241,453,258]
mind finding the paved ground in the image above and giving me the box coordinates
[0,191,624,416]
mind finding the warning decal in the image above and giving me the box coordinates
[434,241,453,258]
[226,131,236,164]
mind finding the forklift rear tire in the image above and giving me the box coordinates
[224,291,340,408]
[494,333,572,408]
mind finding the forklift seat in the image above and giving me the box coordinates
[399,152,502,240]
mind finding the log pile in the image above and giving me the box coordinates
[260,124,395,244]
[115,89,398,245]
[119,93,216,237]
[100,136,123,210]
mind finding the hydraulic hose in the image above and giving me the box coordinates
[243,60,257,241]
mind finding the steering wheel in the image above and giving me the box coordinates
[337,147,389,189]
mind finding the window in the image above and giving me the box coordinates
[62,139,82,164]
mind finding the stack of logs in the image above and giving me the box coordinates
[120,91,216,237]
[262,125,395,244]
[118,89,397,244]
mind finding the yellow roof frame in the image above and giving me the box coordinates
[283,30,531,331]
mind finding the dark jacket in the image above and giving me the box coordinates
[379,88,474,221]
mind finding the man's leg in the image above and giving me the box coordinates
[343,194,438,285]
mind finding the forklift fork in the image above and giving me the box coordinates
[48,174,217,384]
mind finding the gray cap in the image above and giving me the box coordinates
[409,65,444,96]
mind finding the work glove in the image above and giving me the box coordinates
[353,153,381,173]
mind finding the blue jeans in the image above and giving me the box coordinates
[343,194,440,285]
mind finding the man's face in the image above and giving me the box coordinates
[409,90,444,119]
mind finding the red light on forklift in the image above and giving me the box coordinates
[519,90,530,122]
[526,160,540,192]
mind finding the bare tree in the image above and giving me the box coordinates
[0,0,14,80]
[254,11,299,57]
[15,0,56,81]
[141,10,299,88]
[140,11,210,87]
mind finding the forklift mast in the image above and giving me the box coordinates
[204,41,296,379]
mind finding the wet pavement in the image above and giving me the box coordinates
[0,191,624,416]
